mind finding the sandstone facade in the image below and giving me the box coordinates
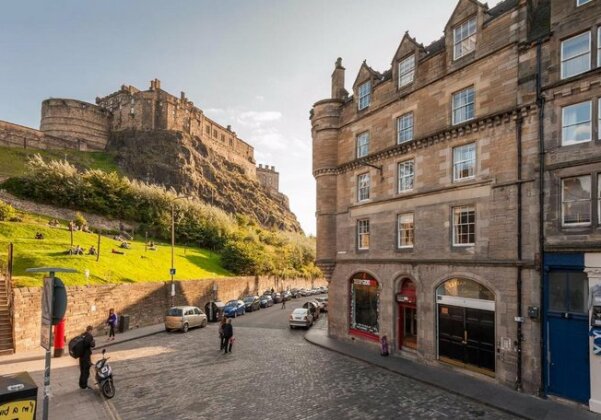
[312,0,544,394]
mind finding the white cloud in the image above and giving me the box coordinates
[237,111,282,126]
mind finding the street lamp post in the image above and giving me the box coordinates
[170,196,189,307]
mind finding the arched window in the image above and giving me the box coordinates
[350,272,379,337]
[436,278,494,302]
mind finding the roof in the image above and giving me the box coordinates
[486,0,519,19]
[424,36,445,56]
[528,0,550,42]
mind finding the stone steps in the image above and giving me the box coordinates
[0,276,14,353]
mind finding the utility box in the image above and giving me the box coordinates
[0,371,38,420]
[119,314,130,333]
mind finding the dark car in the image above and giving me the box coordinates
[243,295,261,312]
[272,293,283,303]
[289,289,300,298]
[282,290,292,301]
[259,295,274,308]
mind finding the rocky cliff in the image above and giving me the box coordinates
[107,129,302,233]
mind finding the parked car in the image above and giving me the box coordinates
[289,308,314,329]
[302,301,320,320]
[282,290,292,301]
[259,295,274,308]
[224,300,246,317]
[272,293,283,303]
[298,289,309,297]
[289,289,300,298]
[315,297,328,312]
[165,306,207,333]
[243,296,261,312]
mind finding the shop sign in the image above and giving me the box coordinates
[396,293,415,304]
[353,278,376,287]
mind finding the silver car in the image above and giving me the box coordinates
[289,308,314,329]
[165,306,207,333]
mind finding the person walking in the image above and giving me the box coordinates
[223,319,233,354]
[281,297,286,309]
[106,308,117,341]
[79,325,96,389]
[218,316,227,350]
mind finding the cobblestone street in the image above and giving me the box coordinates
[106,298,517,420]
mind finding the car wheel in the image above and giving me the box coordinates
[201,319,207,328]
[234,311,237,318]
[183,323,189,333]
[290,325,294,329]
[165,327,171,332]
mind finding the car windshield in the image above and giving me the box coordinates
[243,297,254,303]
[293,309,307,314]
[225,300,238,307]
[166,308,183,316]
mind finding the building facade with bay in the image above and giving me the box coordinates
[313,0,550,397]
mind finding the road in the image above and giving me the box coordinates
[103,295,517,420]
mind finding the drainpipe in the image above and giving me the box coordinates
[516,112,524,392]
[535,39,546,397]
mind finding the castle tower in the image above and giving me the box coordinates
[311,58,345,280]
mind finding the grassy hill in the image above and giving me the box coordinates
[0,212,231,287]
[0,146,120,179]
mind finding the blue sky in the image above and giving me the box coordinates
[0,0,502,235]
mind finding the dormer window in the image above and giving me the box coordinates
[577,0,592,6]
[358,81,372,110]
[453,17,476,60]
[398,55,415,87]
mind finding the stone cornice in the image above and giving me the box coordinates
[332,258,536,268]
[312,104,537,177]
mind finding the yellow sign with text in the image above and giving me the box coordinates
[0,399,36,420]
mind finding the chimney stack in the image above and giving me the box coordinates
[227,125,232,131]
[331,57,347,100]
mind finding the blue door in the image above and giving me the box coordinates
[546,270,590,403]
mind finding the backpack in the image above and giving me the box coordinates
[68,334,85,358]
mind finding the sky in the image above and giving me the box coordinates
[0,0,502,235]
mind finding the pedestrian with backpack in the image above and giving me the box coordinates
[106,308,117,341]
[78,326,95,389]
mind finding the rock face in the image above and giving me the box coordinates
[107,129,302,233]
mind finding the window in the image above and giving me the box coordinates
[398,55,415,87]
[453,143,476,181]
[577,0,592,6]
[213,130,217,137]
[598,28,601,67]
[453,206,475,246]
[549,271,588,314]
[598,174,601,224]
[358,81,371,110]
[206,126,210,135]
[398,213,414,248]
[562,175,591,226]
[350,274,379,335]
[357,219,370,250]
[452,87,475,125]
[357,173,370,201]
[356,132,369,158]
[397,113,414,144]
[561,32,591,79]
[453,18,477,60]
[398,160,414,192]
[562,101,591,145]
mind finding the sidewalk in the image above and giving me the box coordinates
[0,323,165,420]
[304,321,600,420]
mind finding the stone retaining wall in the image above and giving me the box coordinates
[12,276,326,352]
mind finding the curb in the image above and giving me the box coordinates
[95,328,165,351]
[303,331,528,419]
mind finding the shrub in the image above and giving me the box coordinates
[73,212,87,228]
[0,201,16,221]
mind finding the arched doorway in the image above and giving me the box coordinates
[436,278,495,374]
[396,278,417,350]
[349,272,379,340]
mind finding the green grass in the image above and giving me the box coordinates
[0,216,232,287]
[0,146,120,178]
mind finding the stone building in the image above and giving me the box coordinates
[536,0,601,408]
[0,79,286,197]
[312,0,544,395]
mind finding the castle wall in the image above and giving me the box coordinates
[40,99,110,151]
[96,81,257,177]
[0,120,82,151]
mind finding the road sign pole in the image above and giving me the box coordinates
[42,271,54,420]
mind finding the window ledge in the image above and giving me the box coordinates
[349,328,379,342]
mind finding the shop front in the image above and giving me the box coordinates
[349,272,379,341]
[436,278,496,374]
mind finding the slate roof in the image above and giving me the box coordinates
[486,0,519,19]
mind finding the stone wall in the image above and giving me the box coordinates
[0,120,78,151]
[12,276,326,352]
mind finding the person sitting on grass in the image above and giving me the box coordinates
[148,241,157,251]
[88,245,97,256]
[73,245,84,255]
[120,241,130,249]
[35,232,44,240]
